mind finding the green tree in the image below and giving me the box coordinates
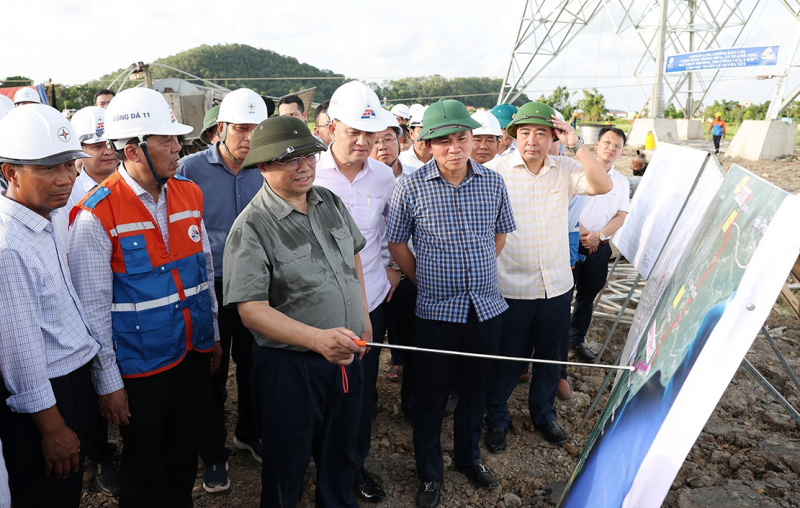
[576,89,607,122]
[664,103,684,119]
[537,85,574,118]
[0,76,33,87]
[372,75,529,109]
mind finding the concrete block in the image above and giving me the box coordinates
[725,120,795,161]
[675,119,704,140]
[627,118,679,147]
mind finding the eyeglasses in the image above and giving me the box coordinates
[374,135,398,146]
[315,123,330,129]
[273,154,318,171]
[600,140,624,151]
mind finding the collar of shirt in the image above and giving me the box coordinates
[206,141,236,174]
[318,145,379,183]
[118,163,167,204]
[421,158,483,183]
[509,150,557,177]
[259,181,323,220]
[75,168,102,195]
[0,192,51,233]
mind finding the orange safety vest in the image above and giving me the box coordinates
[71,171,215,378]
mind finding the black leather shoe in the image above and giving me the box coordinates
[485,426,507,453]
[573,343,597,363]
[534,421,568,444]
[455,459,499,489]
[416,481,441,508]
[354,467,386,503]
[92,458,120,496]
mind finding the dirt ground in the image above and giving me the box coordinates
[79,140,800,507]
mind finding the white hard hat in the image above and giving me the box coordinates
[409,106,428,128]
[382,109,402,138]
[104,88,192,149]
[0,95,14,115]
[13,87,42,105]
[70,106,107,145]
[0,98,12,122]
[0,104,90,165]
[217,88,268,125]
[390,104,411,120]
[327,81,387,133]
[471,110,502,137]
[409,104,425,116]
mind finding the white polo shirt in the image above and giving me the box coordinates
[578,167,630,235]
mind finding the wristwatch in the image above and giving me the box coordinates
[599,231,607,242]
[567,136,584,154]
[389,262,401,271]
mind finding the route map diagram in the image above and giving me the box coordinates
[560,165,791,508]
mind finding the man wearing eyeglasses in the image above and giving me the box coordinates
[569,126,629,362]
[176,88,269,493]
[314,82,396,503]
[483,102,612,449]
[224,115,369,508]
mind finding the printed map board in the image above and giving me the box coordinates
[560,165,800,508]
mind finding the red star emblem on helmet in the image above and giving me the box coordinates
[57,127,71,142]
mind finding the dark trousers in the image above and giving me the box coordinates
[569,242,612,347]
[200,280,257,465]
[86,402,115,463]
[252,346,362,508]
[119,351,210,508]
[385,277,417,413]
[713,134,722,152]
[485,292,572,427]
[355,304,387,468]
[0,362,93,508]
[413,308,502,482]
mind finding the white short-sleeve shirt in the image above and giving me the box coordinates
[578,167,630,234]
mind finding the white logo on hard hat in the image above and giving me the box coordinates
[188,224,201,243]
[248,103,255,113]
[57,127,71,142]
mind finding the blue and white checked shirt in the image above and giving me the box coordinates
[69,164,220,375]
[0,193,103,414]
[387,159,516,323]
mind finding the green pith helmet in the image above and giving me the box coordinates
[241,116,327,170]
[417,99,482,142]
[506,101,557,138]
[490,103,518,129]
[200,105,220,144]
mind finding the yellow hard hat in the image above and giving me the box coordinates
[715,112,721,117]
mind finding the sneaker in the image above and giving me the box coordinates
[233,436,263,463]
[203,462,230,493]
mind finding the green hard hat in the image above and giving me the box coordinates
[490,103,518,129]
[241,116,327,170]
[200,105,220,144]
[506,101,557,138]
[417,99,482,142]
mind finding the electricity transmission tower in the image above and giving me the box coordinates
[497,0,795,119]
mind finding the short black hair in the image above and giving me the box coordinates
[93,89,116,103]
[400,123,410,137]
[598,126,627,147]
[278,95,304,114]
[315,100,330,124]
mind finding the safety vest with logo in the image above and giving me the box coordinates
[71,171,215,378]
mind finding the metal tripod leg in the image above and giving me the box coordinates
[761,326,800,395]
[741,358,800,425]
[594,273,641,361]
[577,346,624,432]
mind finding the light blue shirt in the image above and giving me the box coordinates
[0,193,103,413]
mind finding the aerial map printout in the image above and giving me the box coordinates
[560,165,800,508]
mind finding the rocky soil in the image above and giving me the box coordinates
[80,143,800,507]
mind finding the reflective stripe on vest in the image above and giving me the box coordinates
[109,221,156,237]
[111,281,209,312]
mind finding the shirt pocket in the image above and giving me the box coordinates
[112,308,174,361]
[274,243,325,290]
[119,235,153,275]
[330,227,356,269]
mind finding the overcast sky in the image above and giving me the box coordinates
[3,0,798,111]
